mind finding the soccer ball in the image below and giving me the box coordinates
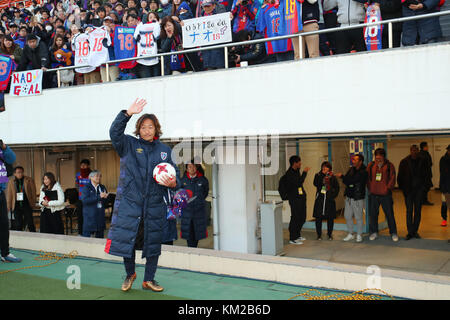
[153,162,176,185]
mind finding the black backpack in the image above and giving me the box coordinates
[278,174,289,200]
[0,155,13,177]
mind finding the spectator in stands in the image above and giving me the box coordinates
[159,0,174,19]
[171,0,194,22]
[101,16,120,82]
[313,161,339,241]
[230,0,256,34]
[439,145,450,229]
[0,35,23,65]
[179,160,209,248]
[17,34,52,88]
[402,0,442,46]
[336,154,368,243]
[0,140,22,263]
[367,148,399,242]
[81,170,108,238]
[300,0,320,59]
[375,0,402,48]
[6,166,37,232]
[96,6,107,22]
[15,26,28,49]
[38,172,65,235]
[283,155,310,245]
[323,0,366,54]
[8,24,19,40]
[50,34,73,87]
[199,0,225,70]
[398,145,428,240]
[231,29,267,66]
[419,141,433,205]
[12,9,26,26]
[149,0,164,17]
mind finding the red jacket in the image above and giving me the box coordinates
[367,160,396,196]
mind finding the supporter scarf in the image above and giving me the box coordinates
[0,54,16,92]
[170,35,185,71]
[364,4,383,51]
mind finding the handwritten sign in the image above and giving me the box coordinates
[9,69,43,97]
[182,13,232,48]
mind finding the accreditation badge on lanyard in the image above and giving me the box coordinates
[298,187,303,195]
[321,186,327,194]
[376,172,382,181]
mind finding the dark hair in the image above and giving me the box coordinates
[52,34,65,50]
[134,114,162,138]
[374,148,386,158]
[147,11,160,21]
[321,161,332,171]
[14,166,24,172]
[104,2,113,8]
[410,144,419,151]
[96,6,106,13]
[420,142,427,149]
[289,155,301,166]
[94,0,103,5]
[235,29,251,42]
[185,159,205,175]
[127,13,138,20]
[1,35,17,54]
[160,16,180,39]
[354,153,364,163]
[42,172,56,190]
[80,159,91,166]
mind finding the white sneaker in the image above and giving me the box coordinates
[289,240,303,245]
[356,234,363,243]
[296,237,306,241]
[343,234,354,242]
[392,234,399,242]
[369,233,378,241]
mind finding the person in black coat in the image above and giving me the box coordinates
[284,155,310,244]
[180,160,209,248]
[16,34,52,89]
[439,145,450,230]
[419,141,433,205]
[397,145,429,240]
[313,161,340,240]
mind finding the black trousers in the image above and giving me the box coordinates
[40,209,64,235]
[404,189,424,235]
[369,194,397,235]
[13,203,36,232]
[381,24,402,49]
[442,201,448,221]
[335,27,367,54]
[187,220,199,248]
[288,197,306,241]
[0,192,10,257]
[315,216,334,237]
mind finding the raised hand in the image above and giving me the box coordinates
[126,98,147,116]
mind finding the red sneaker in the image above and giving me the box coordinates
[441,220,447,227]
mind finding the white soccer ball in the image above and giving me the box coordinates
[153,162,176,185]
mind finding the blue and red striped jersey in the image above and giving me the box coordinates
[279,0,303,35]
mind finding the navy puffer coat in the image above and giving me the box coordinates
[105,111,180,259]
[81,183,107,233]
[180,173,209,241]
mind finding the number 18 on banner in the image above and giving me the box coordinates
[10,69,43,97]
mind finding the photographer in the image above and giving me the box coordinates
[229,29,267,66]
[0,140,22,263]
[230,0,255,33]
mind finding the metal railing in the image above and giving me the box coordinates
[46,9,450,88]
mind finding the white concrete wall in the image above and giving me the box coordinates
[2,42,450,145]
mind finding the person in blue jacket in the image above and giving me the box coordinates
[104,98,180,293]
[180,160,209,248]
[81,170,108,239]
[0,140,22,263]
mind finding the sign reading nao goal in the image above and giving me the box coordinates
[182,13,232,48]
[10,69,43,97]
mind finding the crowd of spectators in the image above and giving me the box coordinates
[0,0,445,92]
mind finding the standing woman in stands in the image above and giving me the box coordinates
[313,161,339,240]
[105,98,180,293]
[0,35,23,65]
[180,160,209,248]
[39,172,65,235]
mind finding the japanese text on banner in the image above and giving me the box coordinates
[182,13,232,48]
[9,69,43,97]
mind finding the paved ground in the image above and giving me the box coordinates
[0,249,397,300]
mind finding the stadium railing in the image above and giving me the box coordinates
[45,9,450,88]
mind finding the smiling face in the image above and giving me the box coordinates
[139,118,156,142]
[187,163,197,176]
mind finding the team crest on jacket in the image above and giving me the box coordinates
[136,148,143,154]
[161,152,167,160]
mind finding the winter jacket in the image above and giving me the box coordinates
[401,0,442,44]
[419,149,433,188]
[323,0,366,26]
[284,167,308,201]
[378,0,403,32]
[367,160,396,196]
[238,31,267,65]
[303,0,321,25]
[6,176,37,212]
[180,173,209,241]
[16,36,50,71]
[39,182,66,213]
[105,111,180,259]
[0,45,23,64]
[81,182,108,233]
[397,155,429,195]
[313,172,340,218]
[341,164,368,200]
[439,152,450,193]
[0,146,16,194]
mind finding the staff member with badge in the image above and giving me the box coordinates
[7,166,37,232]
[81,170,108,238]
[105,98,180,293]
